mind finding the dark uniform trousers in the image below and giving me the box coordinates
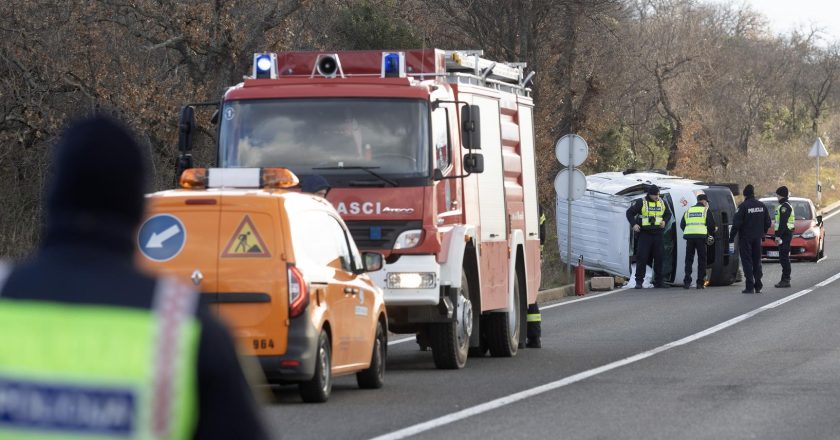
[778,231,793,281]
[683,238,707,286]
[636,232,664,286]
[739,237,764,291]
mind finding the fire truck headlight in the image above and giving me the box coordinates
[394,230,423,249]
[387,272,436,289]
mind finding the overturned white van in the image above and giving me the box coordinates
[556,171,739,286]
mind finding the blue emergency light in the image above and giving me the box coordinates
[381,52,406,78]
[253,52,278,79]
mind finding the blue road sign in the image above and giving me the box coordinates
[138,214,186,262]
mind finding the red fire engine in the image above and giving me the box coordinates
[176,49,542,369]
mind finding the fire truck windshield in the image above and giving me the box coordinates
[218,98,430,180]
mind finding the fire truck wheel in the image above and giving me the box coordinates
[486,273,522,357]
[356,321,386,389]
[430,273,472,369]
[299,330,332,403]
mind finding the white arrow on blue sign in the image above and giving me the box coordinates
[138,214,186,262]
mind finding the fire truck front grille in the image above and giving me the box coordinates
[345,220,423,250]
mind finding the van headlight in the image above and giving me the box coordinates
[387,272,436,289]
[394,230,423,249]
[802,228,817,239]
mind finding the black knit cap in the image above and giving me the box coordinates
[776,186,789,198]
[696,193,708,202]
[300,175,330,194]
[743,184,755,198]
[647,185,660,195]
[43,115,148,252]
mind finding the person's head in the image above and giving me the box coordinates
[743,184,755,199]
[696,193,709,207]
[646,185,660,201]
[44,115,148,253]
[300,175,331,198]
[776,185,789,201]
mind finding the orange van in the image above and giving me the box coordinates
[137,168,387,402]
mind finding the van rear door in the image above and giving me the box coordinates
[138,192,221,309]
[217,193,289,356]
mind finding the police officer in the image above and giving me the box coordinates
[729,184,772,294]
[0,116,268,439]
[300,174,331,198]
[773,186,794,288]
[626,185,672,288]
[526,205,547,348]
[680,193,717,289]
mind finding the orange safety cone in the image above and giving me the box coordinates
[575,255,586,296]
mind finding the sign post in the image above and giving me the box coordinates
[808,137,829,208]
[555,134,589,283]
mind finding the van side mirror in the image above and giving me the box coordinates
[463,153,484,174]
[178,106,196,153]
[817,215,823,225]
[361,252,384,273]
[461,104,481,149]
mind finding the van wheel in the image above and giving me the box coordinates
[299,330,331,403]
[486,272,522,357]
[430,272,472,369]
[357,321,386,389]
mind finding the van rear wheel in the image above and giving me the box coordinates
[299,330,331,403]
[356,321,386,389]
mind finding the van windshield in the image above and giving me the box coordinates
[218,98,430,180]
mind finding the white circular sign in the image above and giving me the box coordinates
[555,134,589,167]
[554,169,587,201]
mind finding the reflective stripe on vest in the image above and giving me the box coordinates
[683,206,708,237]
[641,200,665,229]
[0,268,200,440]
[527,313,542,323]
[774,203,795,231]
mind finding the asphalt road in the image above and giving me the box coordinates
[263,210,840,440]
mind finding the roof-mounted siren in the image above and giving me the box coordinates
[253,52,278,79]
[381,52,406,78]
[312,53,345,79]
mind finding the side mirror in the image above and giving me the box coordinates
[461,104,481,149]
[817,215,823,225]
[362,252,384,273]
[210,108,220,125]
[433,169,444,181]
[463,153,484,174]
[178,106,196,153]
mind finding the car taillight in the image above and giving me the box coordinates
[288,265,309,318]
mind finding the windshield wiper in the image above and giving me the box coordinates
[313,166,399,187]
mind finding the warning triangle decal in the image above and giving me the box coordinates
[222,215,271,258]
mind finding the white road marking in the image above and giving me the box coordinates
[388,336,415,346]
[823,206,840,221]
[370,272,840,440]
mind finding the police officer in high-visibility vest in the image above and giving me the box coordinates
[526,206,547,348]
[773,186,795,288]
[0,116,268,439]
[729,184,772,294]
[626,185,672,288]
[680,193,717,289]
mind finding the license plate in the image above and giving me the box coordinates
[768,250,779,258]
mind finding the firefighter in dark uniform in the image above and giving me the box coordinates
[729,184,772,294]
[680,193,716,289]
[773,186,794,288]
[0,116,268,439]
[626,185,672,289]
[526,206,547,348]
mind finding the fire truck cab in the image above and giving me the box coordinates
[177,49,542,369]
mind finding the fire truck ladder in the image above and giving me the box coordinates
[444,50,532,96]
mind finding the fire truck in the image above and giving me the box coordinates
[176,49,542,369]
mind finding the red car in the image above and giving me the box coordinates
[760,197,826,262]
